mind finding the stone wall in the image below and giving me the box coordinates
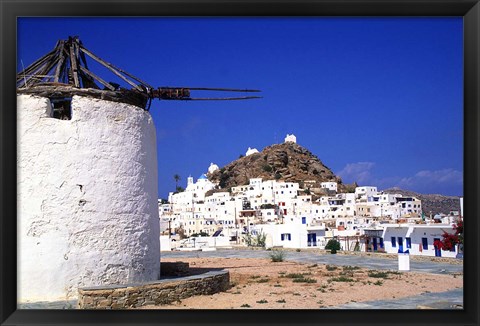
[78,270,229,309]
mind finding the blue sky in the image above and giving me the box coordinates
[17,17,463,198]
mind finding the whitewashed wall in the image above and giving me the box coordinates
[382,224,456,257]
[17,94,160,303]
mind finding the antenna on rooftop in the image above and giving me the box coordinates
[16,36,261,110]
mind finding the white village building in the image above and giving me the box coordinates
[245,147,259,156]
[382,224,458,258]
[284,133,297,143]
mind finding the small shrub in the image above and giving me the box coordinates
[317,285,328,293]
[343,265,360,271]
[285,273,306,279]
[296,248,301,252]
[374,280,384,286]
[241,304,251,308]
[326,265,338,271]
[256,299,268,304]
[293,277,317,283]
[273,284,282,287]
[276,299,286,303]
[368,271,390,279]
[262,164,273,172]
[328,276,355,283]
[269,250,286,262]
[388,270,401,275]
[257,278,270,283]
[325,239,341,252]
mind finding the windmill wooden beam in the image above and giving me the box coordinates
[17,36,261,110]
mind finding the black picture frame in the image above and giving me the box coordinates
[1,1,478,325]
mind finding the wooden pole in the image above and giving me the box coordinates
[80,45,151,91]
[69,42,80,87]
[54,42,66,83]
[79,66,114,90]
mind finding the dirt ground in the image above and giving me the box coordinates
[140,256,463,309]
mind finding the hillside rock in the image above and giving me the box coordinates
[208,142,350,192]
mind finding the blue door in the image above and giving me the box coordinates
[422,238,428,250]
[434,238,442,257]
[307,233,317,247]
[398,237,404,252]
[373,238,378,251]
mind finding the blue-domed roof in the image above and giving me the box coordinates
[198,174,208,180]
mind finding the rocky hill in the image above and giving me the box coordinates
[382,187,462,216]
[208,142,354,193]
[205,142,461,215]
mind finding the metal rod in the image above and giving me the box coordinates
[159,87,260,92]
[161,96,262,101]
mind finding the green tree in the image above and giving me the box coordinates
[325,239,341,254]
[173,174,181,190]
[191,232,209,237]
[243,231,267,248]
[175,186,185,193]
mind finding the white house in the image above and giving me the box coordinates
[321,182,338,192]
[355,186,378,201]
[252,222,326,249]
[284,133,297,143]
[382,223,457,257]
[245,147,259,156]
[396,196,422,217]
[208,162,220,174]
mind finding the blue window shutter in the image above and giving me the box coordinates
[406,237,412,248]
[391,237,396,247]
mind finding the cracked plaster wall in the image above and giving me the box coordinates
[17,94,160,303]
